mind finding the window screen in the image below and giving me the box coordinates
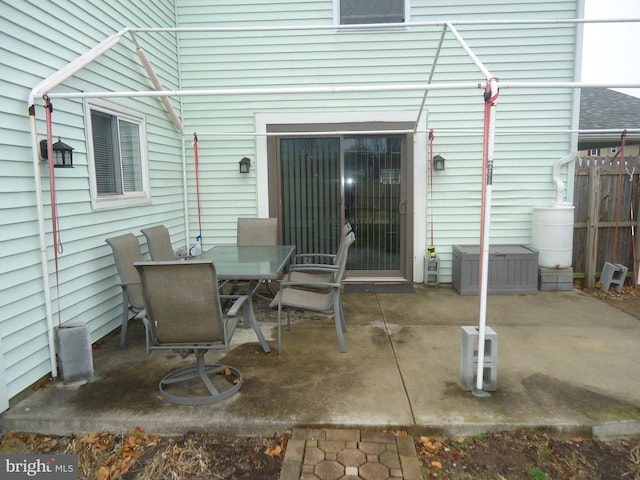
[339,0,405,24]
[88,102,147,206]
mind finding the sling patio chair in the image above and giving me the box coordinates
[140,224,179,261]
[234,217,279,299]
[105,233,149,349]
[270,231,356,354]
[237,217,278,246]
[134,260,246,405]
[286,223,353,284]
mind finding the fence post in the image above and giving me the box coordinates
[585,162,600,289]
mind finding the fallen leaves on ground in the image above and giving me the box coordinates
[2,427,640,479]
[417,430,640,479]
[0,428,289,480]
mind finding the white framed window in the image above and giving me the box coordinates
[610,146,618,155]
[85,100,150,209]
[588,148,600,156]
[334,0,408,26]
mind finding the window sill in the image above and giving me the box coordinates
[92,194,151,211]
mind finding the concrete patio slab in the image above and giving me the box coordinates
[2,285,640,442]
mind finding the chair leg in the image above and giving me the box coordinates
[158,351,243,405]
[333,292,347,353]
[119,298,129,349]
[277,303,283,354]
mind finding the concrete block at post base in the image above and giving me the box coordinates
[55,324,94,384]
[460,326,498,391]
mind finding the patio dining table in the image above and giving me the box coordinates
[200,244,296,353]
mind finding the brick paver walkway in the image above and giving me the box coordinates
[280,429,423,480]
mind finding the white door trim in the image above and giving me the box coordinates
[255,111,427,282]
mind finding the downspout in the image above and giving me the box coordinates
[27,29,128,377]
[553,151,577,204]
[182,136,190,248]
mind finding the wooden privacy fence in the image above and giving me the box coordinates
[573,156,640,288]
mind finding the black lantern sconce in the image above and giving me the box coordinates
[433,154,446,171]
[239,157,251,174]
[40,137,74,168]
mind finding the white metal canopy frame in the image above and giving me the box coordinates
[28,18,640,388]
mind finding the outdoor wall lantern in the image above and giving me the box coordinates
[40,137,74,168]
[239,157,251,174]
[433,154,446,171]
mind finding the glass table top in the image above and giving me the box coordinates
[199,245,296,280]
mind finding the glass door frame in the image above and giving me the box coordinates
[266,121,415,281]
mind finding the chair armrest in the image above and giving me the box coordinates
[289,264,338,272]
[292,253,336,265]
[222,295,249,317]
[280,280,341,289]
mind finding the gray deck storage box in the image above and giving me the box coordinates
[452,245,538,295]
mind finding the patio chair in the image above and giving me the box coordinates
[105,233,148,349]
[235,217,279,299]
[270,231,356,354]
[140,224,178,261]
[237,217,278,246]
[134,260,245,405]
[287,223,353,284]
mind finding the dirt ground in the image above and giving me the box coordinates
[1,427,639,480]
[1,286,639,480]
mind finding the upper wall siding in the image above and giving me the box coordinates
[0,0,181,400]
[175,1,579,256]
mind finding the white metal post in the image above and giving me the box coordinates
[474,78,498,397]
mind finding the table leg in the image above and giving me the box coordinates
[242,280,271,353]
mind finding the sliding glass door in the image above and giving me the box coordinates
[273,133,408,279]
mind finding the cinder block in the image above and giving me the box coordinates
[460,326,497,391]
[55,324,94,384]
[538,267,574,291]
[600,262,627,293]
[556,282,574,291]
[424,256,440,287]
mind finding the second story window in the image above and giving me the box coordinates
[337,0,408,25]
[588,148,600,156]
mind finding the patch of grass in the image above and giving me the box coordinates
[453,433,487,450]
[526,467,549,480]
[536,442,552,462]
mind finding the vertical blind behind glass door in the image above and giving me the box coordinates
[280,138,342,259]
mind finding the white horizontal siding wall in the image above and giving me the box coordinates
[0,0,182,405]
[175,0,580,277]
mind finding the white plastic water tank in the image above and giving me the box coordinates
[531,202,575,268]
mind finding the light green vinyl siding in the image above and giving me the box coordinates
[0,0,181,402]
[175,0,579,275]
